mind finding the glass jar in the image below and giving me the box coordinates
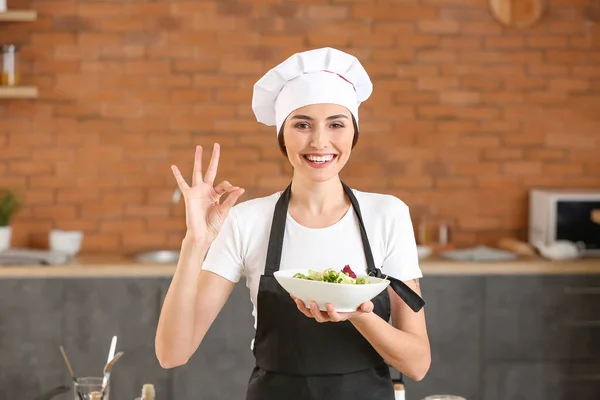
[1,44,19,86]
[73,377,110,400]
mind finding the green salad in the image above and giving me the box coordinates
[293,265,371,285]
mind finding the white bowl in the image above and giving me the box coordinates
[274,269,390,312]
[417,245,432,260]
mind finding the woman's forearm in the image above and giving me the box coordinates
[155,234,209,368]
[350,312,431,381]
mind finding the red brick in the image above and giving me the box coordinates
[370,49,414,62]
[82,234,121,252]
[435,177,475,189]
[417,77,459,90]
[525,92,569,105]
[528,64,569,76]
[504,76,547,90]
[455,162,500,175]
[77,3,123,16]
[460,22,503,35]
[440,37,482,50]
[527,36,568,48]
[485,37,525,49]
[525,149,567,160]
[460,76,502,90]
[394,92,438,105]
[307,5,348,19]
[351,5,437,19]
[398,65,439,78]
[483,148,523,160]
[572,66,600,78]
[33,205,77,219]
[372,22,415,35]
[459,135,501,148]
[439,91,481,104]
[418,20,459,34]
[543,163,584,175]
[482,92,526,103]
[439,7,493,22]
[480,120,520,133]
[546,50,592,64]
[417,50,457,63]
[549,79,590,92]
[502,161,543,175]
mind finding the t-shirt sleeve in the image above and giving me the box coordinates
[380,199,423,282]
[201,208,244,283]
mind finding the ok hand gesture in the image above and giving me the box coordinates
[171,143,245,247]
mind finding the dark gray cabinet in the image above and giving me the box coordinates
[484,276,600,362]
[405,275,600,400]
[0,280,66,400]
[1,273,599,400]
[170,278,255,400]
[483,361,600,400]
[404,276,485,400]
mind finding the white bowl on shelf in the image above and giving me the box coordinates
[417,245,433,260]
[274,269,390,312]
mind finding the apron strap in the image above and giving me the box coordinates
[341,182,378,276]
[264,181,425,312]
[264,183,292,276]
[342,183,425,313]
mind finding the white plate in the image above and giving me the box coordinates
[274,269,390,312]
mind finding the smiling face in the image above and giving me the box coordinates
[280,103,357,183]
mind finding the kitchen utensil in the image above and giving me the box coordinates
[273,268,390,312]
[106,336,117,367]
[33,385,70,400]
[59,346,84,400]
[422,396,467,400]
[100,351,124,399]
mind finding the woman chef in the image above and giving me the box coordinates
[155,47,431,400]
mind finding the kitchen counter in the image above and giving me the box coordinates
[0,254,599,278]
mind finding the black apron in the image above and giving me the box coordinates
[246,182,425,400]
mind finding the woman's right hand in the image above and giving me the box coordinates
[171,143,245,246]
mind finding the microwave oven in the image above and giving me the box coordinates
[529,189,600,257]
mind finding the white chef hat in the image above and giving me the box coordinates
[252,47,373,135]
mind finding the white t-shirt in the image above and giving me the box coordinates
[202,189,423,333]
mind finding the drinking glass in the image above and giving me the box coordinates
[73,377,109,400]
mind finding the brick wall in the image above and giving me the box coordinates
[1,0,599,254]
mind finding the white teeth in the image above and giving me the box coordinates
[305,155,334,163]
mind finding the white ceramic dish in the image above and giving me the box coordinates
[417,245,432,260]
[274,269,390,312]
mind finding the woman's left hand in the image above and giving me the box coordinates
[291,295,373,322]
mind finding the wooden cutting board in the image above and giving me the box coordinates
[490,0,545,28]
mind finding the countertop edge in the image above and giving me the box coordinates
[1,256,599,278]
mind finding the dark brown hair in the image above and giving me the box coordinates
[277,115,360,156]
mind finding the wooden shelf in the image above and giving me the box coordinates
[0,10,37,22]
[0,86,38,99]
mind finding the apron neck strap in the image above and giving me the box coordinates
[264,183,292,276]
[264,181,377,276]
[263,181,427,312]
